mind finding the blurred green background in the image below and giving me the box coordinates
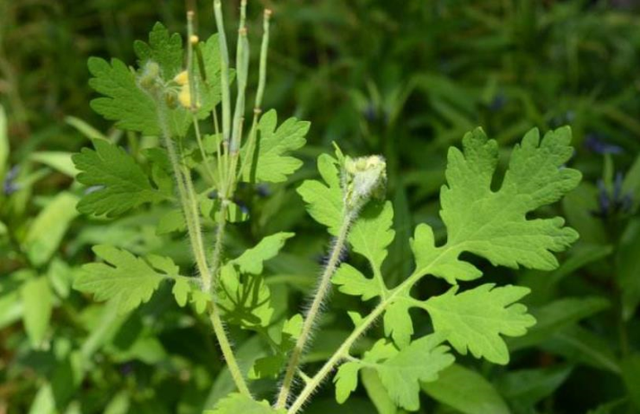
[2,0,640,413]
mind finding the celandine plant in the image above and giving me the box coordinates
[72,2,582,413]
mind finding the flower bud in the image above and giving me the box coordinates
[343,155,386,210]
[138,61,161,91]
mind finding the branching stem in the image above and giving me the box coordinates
[276,211,355,408]
[157,104,250,397]
[286,245,456,413]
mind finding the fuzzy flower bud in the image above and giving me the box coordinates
[137,61,161,91]
[343,155,387,210]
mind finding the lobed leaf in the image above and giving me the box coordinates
[73,140,167,217]
[74,245,192,314]
[217,264,273,330]
[414,127,581,284]
[246,109,310,183]
[297,153,343,235]
[334,333,454,411]
[89,24,224,137]
[231,232,295,275]
[425,283,536,364]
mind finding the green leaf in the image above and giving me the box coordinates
[30,151,78,177]
[349,201,395,271]
[246,109,309,183]
[74,245,181,313]
[383,296,414,348]
[334,201,394,301]
[297,153,343,235]
[497,365,573,407]
[617,218,640,320]
[24,192,79,266]
[361,369,399,414]
[542,325,620,374]
[413,127,581,284]
[422,364,509,414]
[218,264,273,329]
[621,354,640,410]
[21,276,52,349]
[231,232,295,274]
[89,24,223,138]
[73,140,167,217]
[89,22,186,136]
[374,334,455,411]
[335,362,361,404]
[133,22,182,77]
[333,264,381,302]
[156,209,186,235]
[205,393,285,414]
[508,296,610,351]
[334,334,454,411]
[88,56,161,136]
[249,314,303,379]
[425,284,536,364]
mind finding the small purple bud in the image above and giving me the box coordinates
[120,362,134,376]
[363,105,376,123]
[3,165,20,195]
[489,94,507,112]
[584,134,623,155]
[256,183,271,198]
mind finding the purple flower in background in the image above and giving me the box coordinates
[3,165,21,195]
[594,172,633,218]
[256,183,271,198]
[584,133,623,155]
[489,94,507,112]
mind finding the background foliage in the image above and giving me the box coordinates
[1,0,640,413]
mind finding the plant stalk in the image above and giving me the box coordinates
[276,212,354,408]
[157,104,250,397]
[286,244,458,413]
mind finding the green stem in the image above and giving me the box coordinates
[157,105,250,397]
[287,302,386,414]
[276,212,354,408]
[209,200,229,290]
[208,304,252,396]
[286,245,457,413]
[186,11,215,185]
[238,9,271,182]
[213,0,231,161]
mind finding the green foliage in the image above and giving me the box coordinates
[205,393,285,414]
[334,333,454,411]
[88,23,223,138]
[231,232,295,274]
[73,140,168,217]
[247,110,309,183]
[297,153,344,235]
[412,127,581,285]
[425,284,536,364]
[422,364,509,414]
[74,245,192,313]
[5,1,640,413]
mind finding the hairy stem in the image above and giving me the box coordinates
[209,200,229,290]
[276,212,354,408]
[286,245,457,413]
[158,106,250,397]
[208,304,252,397]
[287,302,386,414]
